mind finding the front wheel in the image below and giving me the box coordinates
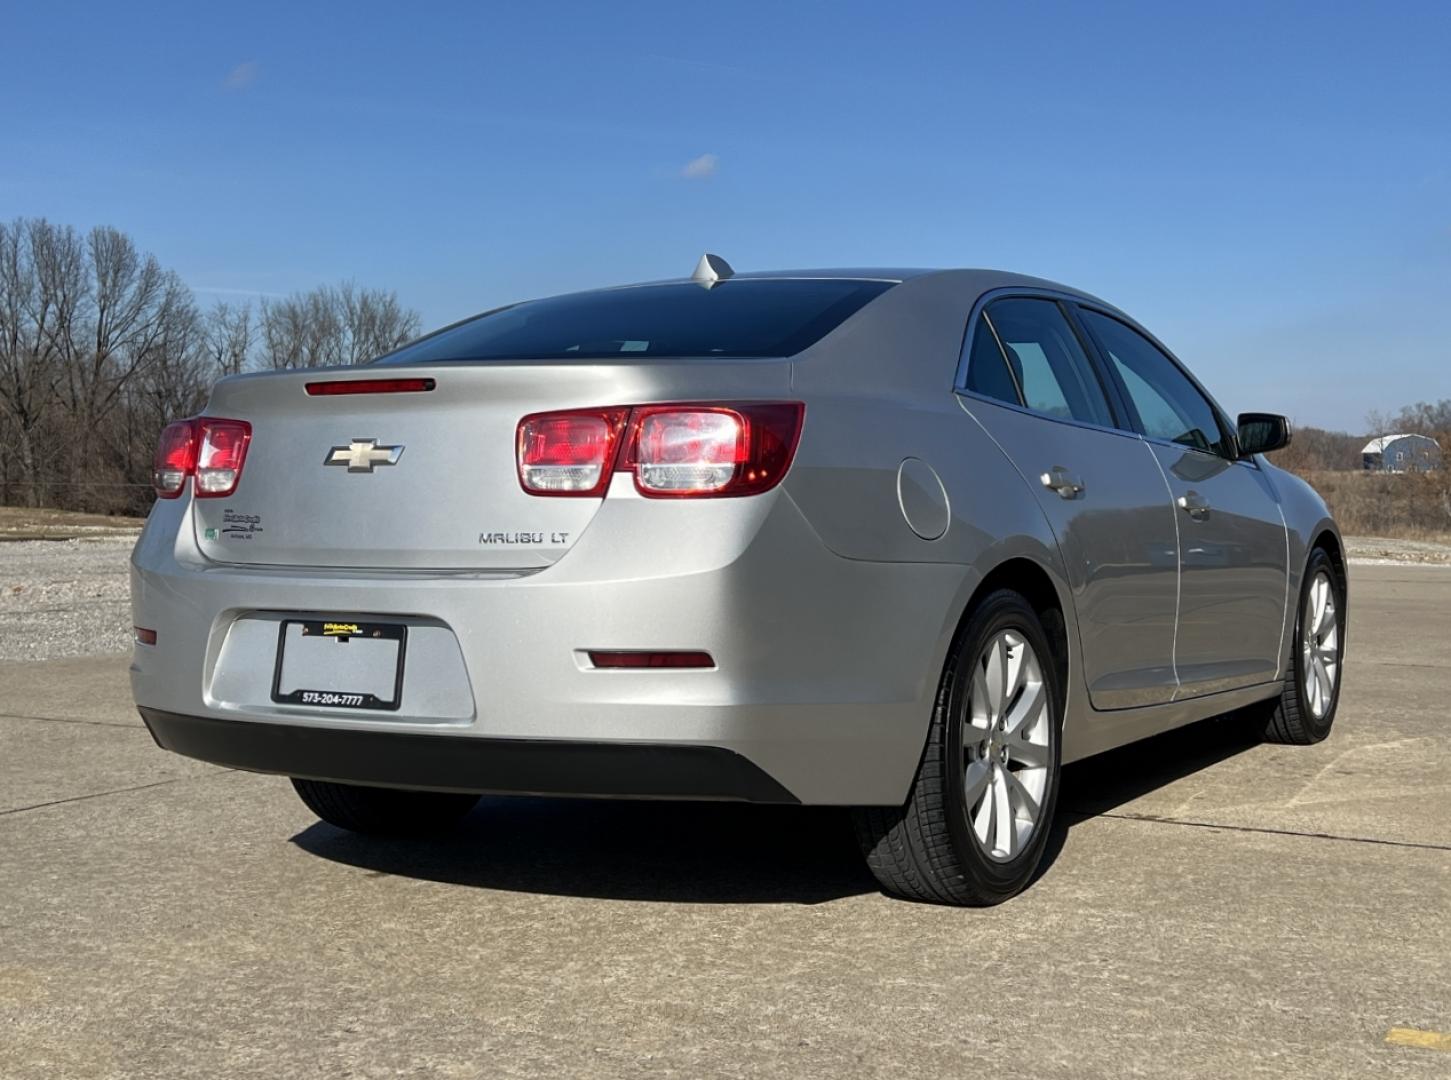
[1261,547,1345,745]
[291,778,480,835]
[852,589,1063,905]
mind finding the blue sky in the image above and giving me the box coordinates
[2,0,1447,432]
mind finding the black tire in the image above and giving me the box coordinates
[291,778,479,835]
[852,589,1063,906]
[1261,546,1345,745]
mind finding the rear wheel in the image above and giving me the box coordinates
[1261,546,1345,745]
[291,778,479,835]
[852,589,1062,905]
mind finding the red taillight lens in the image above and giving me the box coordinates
[152,417,252,499]
[153,420,197,498]
[516,403,804,498]
[305,378,436,396]
[517,408,629,496]
[194,419,252,497]
[624,403,804,498]
[629,408,745,494]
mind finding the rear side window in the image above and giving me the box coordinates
[976,298,1115,427]
[1077,309,1232,458]
[963,319,1022,404]
[376,279,894,363]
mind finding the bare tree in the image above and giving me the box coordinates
[0,219,84,505]
[259,282,419,369]
[54,227,180,428]
[337,281,420,364]
[0,218,424,513]
[204,301,253,377]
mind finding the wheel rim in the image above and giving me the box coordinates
[962,630,1051,863]
[1301,570,1340,719]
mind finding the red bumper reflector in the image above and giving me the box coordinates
[134,627,158,646]
[588,651,715,670]
[305,378,436,396]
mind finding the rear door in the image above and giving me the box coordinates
[1074,306,1288,698]
[958,296,1181,709]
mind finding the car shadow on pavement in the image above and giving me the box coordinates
[292,713,1264,905]
[1034,710,1265,885]
[292,800,877,905]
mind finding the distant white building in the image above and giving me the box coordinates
[1361,433,1442,472]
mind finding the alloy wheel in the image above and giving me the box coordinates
[962,630,1052,862]
[1302,570,1340,719]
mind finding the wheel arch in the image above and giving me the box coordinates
[1308,524,1349,639]
[965,556,1071,687]
[921,550,1082,758]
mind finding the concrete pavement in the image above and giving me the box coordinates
[1,564,1447,1078]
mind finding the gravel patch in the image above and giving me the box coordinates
[0,537,137,661]
[1344,535,1451,565]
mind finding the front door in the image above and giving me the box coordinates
[1075,308,1288,698]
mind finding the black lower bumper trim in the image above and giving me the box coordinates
[139,708,800,804]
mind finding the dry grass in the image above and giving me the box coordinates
[0,506,146,541]
[1296,469,1451,543]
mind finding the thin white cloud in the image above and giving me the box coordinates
[224,61,259,91]
[679,153,719,180]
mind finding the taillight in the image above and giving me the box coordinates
[516,403,804,498]
[153,420,197,498]
[517,408,629,496]
[152,417,252,499]
[626,404,802,497]
[194,420,252,497]
[628,408,743,494]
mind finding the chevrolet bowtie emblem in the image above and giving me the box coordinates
[324,438,404,473]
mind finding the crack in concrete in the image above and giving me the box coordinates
[0,776,210,818]
[1069,807,1451,852]
[0,711,140,730]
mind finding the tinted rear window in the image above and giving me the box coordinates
[376,279,894,364]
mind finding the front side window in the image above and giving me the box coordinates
[375,279,894,364]
[977,298,1115,427]
[1077,309,1232,458]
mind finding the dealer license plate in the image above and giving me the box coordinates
[270,620,407,711]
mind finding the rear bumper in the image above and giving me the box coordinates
[130,487,972,805]
[140,708,799,803]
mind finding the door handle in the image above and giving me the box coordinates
[1177,491,1211,519]
[1040,466,1084,499]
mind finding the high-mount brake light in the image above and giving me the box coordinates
[516,408,630,496]
[305,378,436,396]
[152,417,253,499]
[515,403,804,498]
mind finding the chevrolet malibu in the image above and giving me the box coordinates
[130,257,1346,905]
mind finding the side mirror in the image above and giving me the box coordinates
[1237,412,1292,457]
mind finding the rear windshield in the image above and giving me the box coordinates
[375,279,894,363]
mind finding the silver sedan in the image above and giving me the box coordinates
[130,256,1346,904]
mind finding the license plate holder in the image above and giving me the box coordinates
[271,620,407,711]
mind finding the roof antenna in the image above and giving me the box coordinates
[691,252,734,289]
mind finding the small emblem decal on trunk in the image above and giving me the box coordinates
[325,438,403,473]
[218,509,264,539]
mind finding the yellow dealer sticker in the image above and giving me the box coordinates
[323,622,361,636]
